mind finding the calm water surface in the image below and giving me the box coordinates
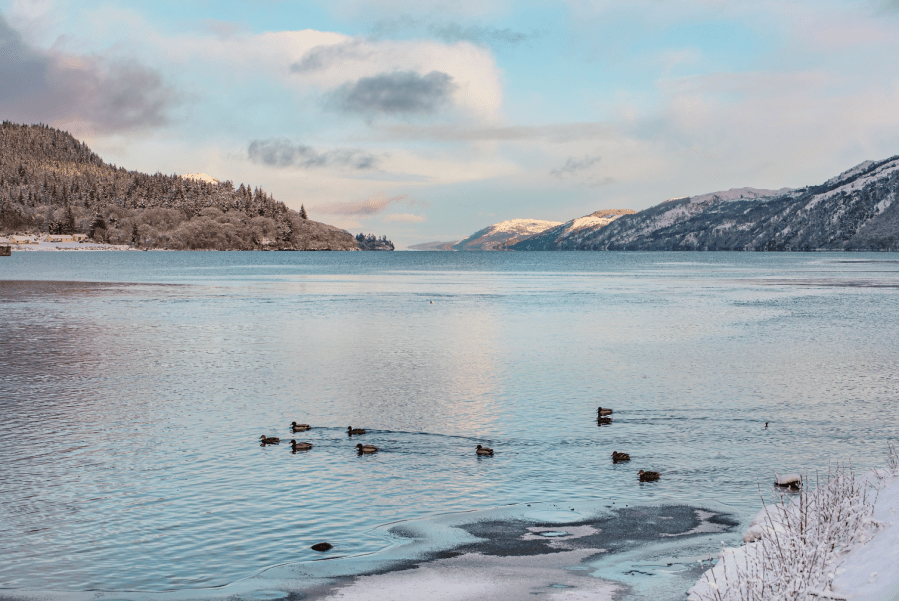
[0,251,897,592]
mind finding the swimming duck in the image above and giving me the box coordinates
[638,470,660,482]
[291,422,312,432]
[355,443,378,454]
[290,440,313,452]
[476,445,494,456]
[612,451,630,462]
[311,542,332,552]
[259,435,281,445]
[597,407,613,417]
[347,426,366,435]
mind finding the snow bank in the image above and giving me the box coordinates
[689,448,899,601]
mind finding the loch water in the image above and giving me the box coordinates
[0,251,897,594]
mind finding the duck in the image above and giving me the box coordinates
[476,444,494,456]
[290,440,313,452]
[638,470,660,482]
[612,451,630,462]
[597,407,613,417]
[347,426,366,435]
[311,542,332,552]
[355,443,378,454]
[291,422,312,432]
[259,435,281,445]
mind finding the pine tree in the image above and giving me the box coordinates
[300,204,308,220]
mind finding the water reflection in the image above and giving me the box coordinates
[1,253,898,592]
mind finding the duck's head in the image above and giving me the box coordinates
[476,445,483,449]
[347,426,352,431]
[638,470,645,475]
[291,421,297,427]
[290,439,297,445]
[355,443,363,449]
[259,435,267,440]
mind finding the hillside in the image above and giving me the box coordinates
[0,122,386,251]
[508,209,636,250]
[451,218,562,251]
[569,158,899,251]
[408,240,458,251]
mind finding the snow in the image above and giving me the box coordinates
[318,550,619,601]
[688,462,899,601]
[828,473,899,600]
[805,157,899,211]
[561,214,617,234]
[487,218,562,235]
[685,187,792,205]
[181,172,221,184]
[776,473,802,486]
[825,160,876,187]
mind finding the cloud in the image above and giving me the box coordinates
[376,122,617,142]
[330,71,456,115]
[550,155,602,179]
[317,193,409,215]
[0,12,178,133]
[371,16,535,48]
[248,138,380,170]
[385,212,427,222]
[289,39,372,73]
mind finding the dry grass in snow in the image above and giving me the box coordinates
[688,442,899,601]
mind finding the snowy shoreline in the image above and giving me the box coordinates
[688,457,899,601]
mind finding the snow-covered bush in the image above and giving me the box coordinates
[689,463,884,601]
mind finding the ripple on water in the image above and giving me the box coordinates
[1,253,898,594]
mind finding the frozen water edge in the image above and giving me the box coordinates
[0,499,740,601]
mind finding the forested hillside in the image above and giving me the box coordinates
[0,122,384,250]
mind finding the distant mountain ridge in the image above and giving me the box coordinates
[452,218,562,250]
[570,157,899,251]
[508,209,635,250]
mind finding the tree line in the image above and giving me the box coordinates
[0,122,392,251]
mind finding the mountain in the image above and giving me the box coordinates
[451,218,562,251]
[0,122,391,251]
[565,157,899,251]
[408,240,459,251]
[508,209,636,250]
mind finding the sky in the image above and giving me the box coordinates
[2,0,899,248]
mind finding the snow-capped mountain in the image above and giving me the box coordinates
[452,218,562,250]
[509,209,636,250]
[566,156,899,251]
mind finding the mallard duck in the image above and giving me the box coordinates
[476,444,494,456]
[355,443,378,454]
[260,435,280,444]
[290,440,313,452]
[638,470,660,482]
[612,451,630,462]
[291,422,311,432]
[597,407,613,416]
[347,426,366,435]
